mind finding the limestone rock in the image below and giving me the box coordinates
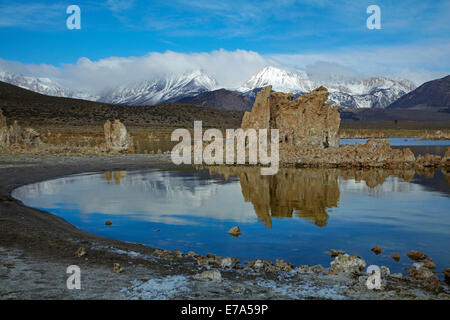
[390,253,401,262]
[330,249,345,258]
[253,260,264,269]
[228,226,242,237]
[220,257,233,268]
[443,268,450,285]
[0,110,42,149]
[74,247,86,257]
[371,246,383,255]
[242,86,341,149]
[193,270,222,282]
[408,262,440,289]
[330,253,366,274]
[276,259,294,272]
[113,263,124,273]
[104,119,134,152]
[423,258,437,269]
[406,251,428,261]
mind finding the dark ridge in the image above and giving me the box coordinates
[0,81,244,129]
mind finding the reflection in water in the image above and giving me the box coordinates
[208,167,340,227]
[104,171,127,185]
[11,166,450,273]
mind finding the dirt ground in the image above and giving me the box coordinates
[0,154,449,300]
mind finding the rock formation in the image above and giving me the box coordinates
[104,119,134,152]
[242,86,341,148]
[0,109,42,149]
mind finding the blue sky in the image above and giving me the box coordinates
[0,0,449,89]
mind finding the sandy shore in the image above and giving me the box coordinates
[0,154,448,300]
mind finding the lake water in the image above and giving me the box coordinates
[12,166,450,274]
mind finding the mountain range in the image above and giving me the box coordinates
[387,75,450,110]
[0,66,422,110]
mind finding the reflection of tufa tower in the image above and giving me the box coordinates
[209,167,340,227]
[104,171,127,185]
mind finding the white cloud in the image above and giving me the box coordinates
[0,43,448,95]
[270,41,450,85]
[0,49,273,93]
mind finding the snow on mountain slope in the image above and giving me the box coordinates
[0,66,416,109]
[238,67,416,109]
[0,70,98,101]
[238,66,314,94]
[98,70,218,105]
[0,71,73,98]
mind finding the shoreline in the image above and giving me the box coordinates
[0,154,449,300]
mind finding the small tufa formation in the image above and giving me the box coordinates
[371,246,383,255]
[193,270,222,282]
[406,250,428,261]
[390,253,401,262]
[242,86,341,149]
[0,109,42,149]
[407,262,440,290]
[228,226,242,237]
[74,247,86,257]
[113,263,124,273]
[104,119,134,152]
[330,253,366,274]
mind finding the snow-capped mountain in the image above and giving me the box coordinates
[0,70,98,101]
[237,66,416,109]
[238,66,314,94]
[0,70,74,98]
[98,70,218,105]
[0,66,415,109]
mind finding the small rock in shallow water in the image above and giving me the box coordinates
[390,253,400,262]
[105,220,112,226]
[228,226,242,237]
[443,268,450,285]
[423,258,436,269]
[371,246,383,255]
[406,251,428,261]
[193,270,222,282]
[74,247,86,257]
[330,249,345,257]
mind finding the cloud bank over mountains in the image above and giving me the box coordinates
[0,43,448,95]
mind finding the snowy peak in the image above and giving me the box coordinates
[238,66,313,93]
[0,70,98,101]
[99,70,218,105]
[238,66,416,109]
[0,70,73,98]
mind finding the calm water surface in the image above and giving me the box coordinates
[12,167,450,274]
